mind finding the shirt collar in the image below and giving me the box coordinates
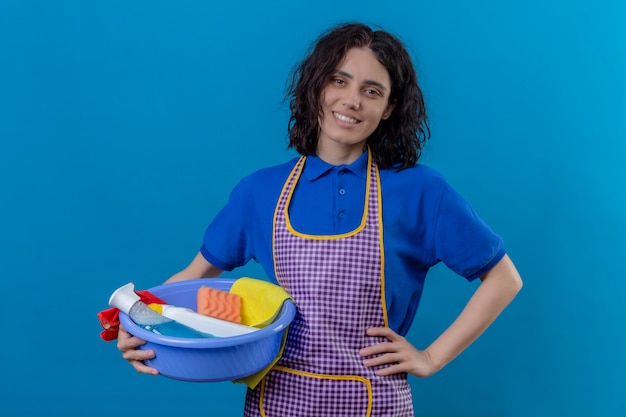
[303,150,369,181]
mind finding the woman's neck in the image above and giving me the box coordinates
[315,141,366,166]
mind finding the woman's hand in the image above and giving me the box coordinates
[359,327,439,378]
[117,325,159,376]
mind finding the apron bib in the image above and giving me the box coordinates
[244,153,413,417]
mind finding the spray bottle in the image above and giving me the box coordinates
[109,283,212,338]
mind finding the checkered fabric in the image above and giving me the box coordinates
[244,155,413,417]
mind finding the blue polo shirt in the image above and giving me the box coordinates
[201,151,505,335]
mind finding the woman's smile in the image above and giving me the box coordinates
[333,111,361,125]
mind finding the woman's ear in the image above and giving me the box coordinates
[382,100,397,120]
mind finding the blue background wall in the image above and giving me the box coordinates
[1,1,624,416]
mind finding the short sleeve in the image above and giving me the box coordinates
[433,182,505,280]
[200,179,255,271]
[198,161,293,275]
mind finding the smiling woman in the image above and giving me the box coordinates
[115,22,522,417]
[316,48,396,165]
[285,23,430,171]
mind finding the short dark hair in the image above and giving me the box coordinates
[286,22,430,170]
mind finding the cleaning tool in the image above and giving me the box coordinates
[148,302,258,337]
[229,277,293,388]
[197,285,242,323]
[230,277,293,328]
[108,283,211,338]
[97,290,166,341]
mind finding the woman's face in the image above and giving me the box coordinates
[317,47,395,164]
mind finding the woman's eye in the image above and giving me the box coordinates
[333,78,345,85]
[364,89,381,96]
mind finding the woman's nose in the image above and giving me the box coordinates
[342,88,360,110]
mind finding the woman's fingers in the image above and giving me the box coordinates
[360,326,437,378]
[117,325,159,375]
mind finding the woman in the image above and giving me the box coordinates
[118,22,522,416]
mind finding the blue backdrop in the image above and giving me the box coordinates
[1,1,624,416]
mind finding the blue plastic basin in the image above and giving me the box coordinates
[119,278,295,382]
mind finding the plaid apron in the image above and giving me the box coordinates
[244,153,413,416]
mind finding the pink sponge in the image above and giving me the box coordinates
[197,286,242,323]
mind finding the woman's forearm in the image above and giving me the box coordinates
[425,254,523,371]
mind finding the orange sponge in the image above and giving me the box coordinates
[197,286,242,324]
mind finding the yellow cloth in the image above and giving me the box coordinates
[229,277,293,388]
